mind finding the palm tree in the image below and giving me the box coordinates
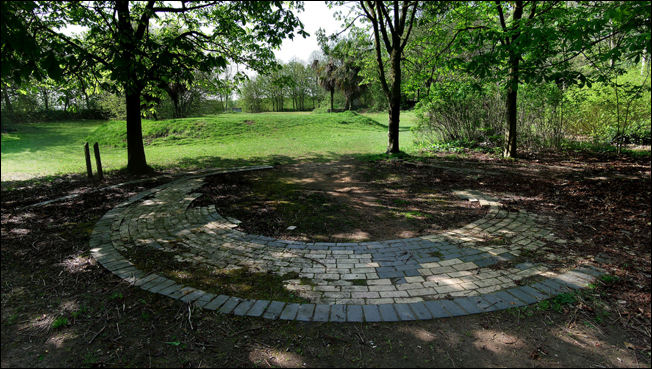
[312,59,338,112]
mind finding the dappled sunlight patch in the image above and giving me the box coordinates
[58,299,80,314]
[18,313,55,333]
[399,327,437,342]
[472,329,523,353]
[331,230,371,241]
[248,347,306,368]
[45,331,78,349]
[9,227,31,235]
[60,255,96,273]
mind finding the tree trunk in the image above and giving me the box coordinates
[3,89,13,113]
[387,49,402,154]
[41,89,49,110]
[502,1,523,158]
[330,88,334,112]
[503,56,519,158]
[125,92,150,173]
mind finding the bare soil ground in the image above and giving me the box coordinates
[192,160,487,242]
[1,151,650,368]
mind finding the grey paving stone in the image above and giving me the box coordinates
[279,303,301,320]
[515,262,536,270]
[424,301,451,318]
[531,280,567,296]
[180,289,206,303]
[394,303,417,321]
[409,302,433,320]
[346,305,364,322]
[491,290,526,308]
[453,297,487,314]
[204,295,230,310]
[246,300,270,317]
[296,304,316,322]
[144,277,175,293]
[438,299,467,316]
[574,266,604,278]
[233,300,256,316]
[362,305,382,322]
[377,271,404,279]
[378,304,399,322]
[330,305,347,322]
[520,285,550,300]
[262,301,286,320]
[540,278,572,294]
[554,271,594,288]
[474,258,497,267]
[505,287,538,305]
[480,293,513,311]
[313,304,331,322]
[194,293,217,308]
[218,297,242,314]
[403,270,422,277]
[133,273,159,287]
[159,283,183,297]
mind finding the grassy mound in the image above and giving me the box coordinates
[86,111,383,148]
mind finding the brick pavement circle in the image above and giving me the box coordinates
[90,165,606,322]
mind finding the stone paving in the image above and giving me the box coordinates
[90,166,605,322]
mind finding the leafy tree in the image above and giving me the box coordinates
[358,1,419,153]
[312,58,339,112]
[452,1,651,157]
[4,1,306,173]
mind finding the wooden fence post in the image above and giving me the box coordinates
[84,142,93,179]
[93,142,104,181]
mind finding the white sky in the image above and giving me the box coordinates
[62,2,346,69]
[274,1,342,64]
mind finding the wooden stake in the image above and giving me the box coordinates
[93,142,104,181]
[84,142,93,179]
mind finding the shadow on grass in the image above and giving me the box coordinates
[0,121,105,155]
[1,151,414,195]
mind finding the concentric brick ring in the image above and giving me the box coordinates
[90,166,605,322]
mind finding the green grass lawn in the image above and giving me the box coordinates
[1,111,418,181]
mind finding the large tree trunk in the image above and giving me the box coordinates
[330,88,334,112]
[387,49,402,154]
[503,1,524,158]
[503,67,519,158]
[125,92,150,173]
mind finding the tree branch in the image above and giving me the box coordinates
[151,2,218,13]
[400,2,418,52]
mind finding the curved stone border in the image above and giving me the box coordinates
[90,165,606,322]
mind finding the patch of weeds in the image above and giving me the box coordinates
[427,251,443,258]
[391,198,410,207]
[478,235,509,246]
[51,317,69,329]
[82,353,98,367]
[60,221,96,239]
[487,260,516,270]
[4,313,19,325]
[140,311,151,321]
[519,249,535,258]
[165,336,186,349]
[401,210,431,219]
[351,279,367,286]
[515,275,546,286]
[599,274,619,284]
[299,278,316,286]
[109,292,123,300]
